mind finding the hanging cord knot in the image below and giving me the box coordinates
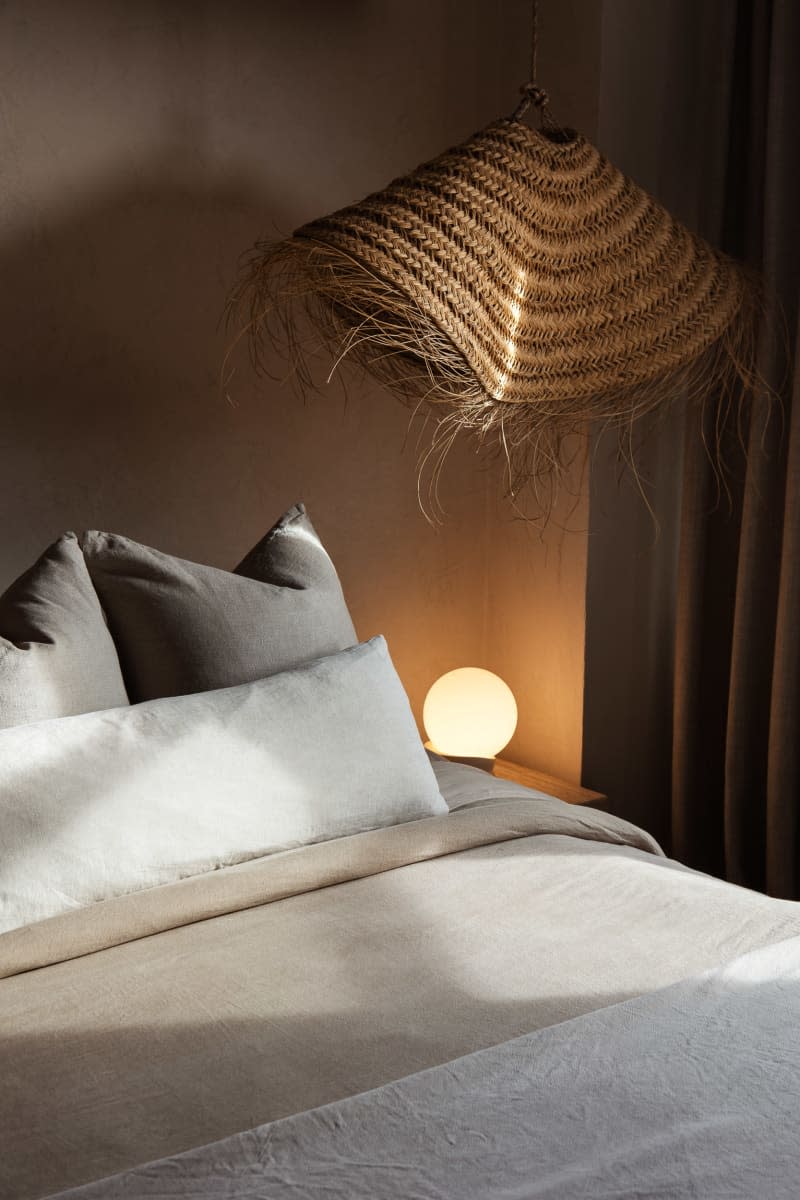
[511,82,550,123]
[511,1,554,126]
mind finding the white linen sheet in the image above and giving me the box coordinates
[2,763,799,1199]
[49,933,800,1199]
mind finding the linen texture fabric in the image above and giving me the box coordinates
[4,760,800,1200]
[50,935,800,1200]
[80,503,357,701]
[0,533,128,730]
[0,637,446,935]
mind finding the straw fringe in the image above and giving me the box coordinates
[226,118,766,518]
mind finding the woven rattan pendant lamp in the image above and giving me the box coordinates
[229,4,756,498]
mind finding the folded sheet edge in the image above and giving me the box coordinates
[0,792,661,979]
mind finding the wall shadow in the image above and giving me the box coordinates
[0,147,289,574]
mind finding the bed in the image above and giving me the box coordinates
[2,508,799,1199]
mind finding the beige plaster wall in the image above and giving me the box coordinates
[0,0,596,773]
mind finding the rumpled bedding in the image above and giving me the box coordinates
[50,933,800,1199]
[2,761,800,1199]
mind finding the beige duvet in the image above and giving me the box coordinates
[2,760,800,1200]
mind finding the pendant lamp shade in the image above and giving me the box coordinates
[230,117,756,494]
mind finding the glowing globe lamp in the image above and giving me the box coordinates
[423,668,517,760]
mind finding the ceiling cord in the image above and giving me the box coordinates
[511,0,551,122]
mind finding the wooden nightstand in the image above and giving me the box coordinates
[492,758,606,807]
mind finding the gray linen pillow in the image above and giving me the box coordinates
[0,637,447,934]
[80,504,357,702]
[0,533,129,729]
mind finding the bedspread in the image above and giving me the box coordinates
[51,933,800,1199]
[2,762,800,1199]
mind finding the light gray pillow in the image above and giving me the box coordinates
[0,534,129,730]
[80,503,357,702]
[0,637,446,934]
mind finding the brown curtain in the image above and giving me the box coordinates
[582,0,799,897]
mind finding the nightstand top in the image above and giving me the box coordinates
[493,758,605,806]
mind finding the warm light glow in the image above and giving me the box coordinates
[423,668,517,759]
[495,269,527,399]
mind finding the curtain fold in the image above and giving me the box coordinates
[678,0,799,896]
[767,310,800,896]
[583,0,799,897]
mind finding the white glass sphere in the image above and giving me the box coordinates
[423,668,517,759]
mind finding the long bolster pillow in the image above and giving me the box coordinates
[0,637,446,935]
